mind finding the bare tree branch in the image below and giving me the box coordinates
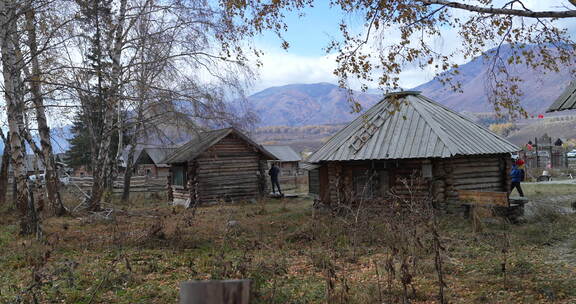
[420,0,576,18]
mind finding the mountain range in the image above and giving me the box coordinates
[247,82,381,127]
[249,46,573,127]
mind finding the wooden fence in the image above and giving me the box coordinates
[68,176,167,193]
[520,133,568,169]
[522,148,568,169]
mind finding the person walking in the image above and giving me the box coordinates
[510,163,524,197]
[268,163,282,196]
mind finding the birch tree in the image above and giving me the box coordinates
[0,0,39,235]
[23,1,67,216]
[63,0,256,210]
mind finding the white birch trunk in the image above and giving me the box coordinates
[24,5,67,215]
[0,0,39,235]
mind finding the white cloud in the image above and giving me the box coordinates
[250,49,339,93]
[251,36,446,93]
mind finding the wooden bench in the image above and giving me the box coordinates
[458,190,527,222]
[458,190,509,207]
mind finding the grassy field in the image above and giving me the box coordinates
[522,183,576,201]
[1,184,576,303]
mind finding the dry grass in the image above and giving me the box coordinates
[1,192,576,303]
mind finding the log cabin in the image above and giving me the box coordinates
[307,91,520,208]
[163,128,277,206]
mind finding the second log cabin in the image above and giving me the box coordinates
[164,128,277,206]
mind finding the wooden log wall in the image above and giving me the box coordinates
[173,189,189,201]
[195,134,264,204]
[437,155,508,203]
[319,154,510,206]
[389,160,428,200]
[188,161,199,206]
[327,162,343,203]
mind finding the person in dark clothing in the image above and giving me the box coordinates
[268,163,282,195]
[510,164,524,197]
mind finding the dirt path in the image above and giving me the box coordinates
[525,194,576,267]
[524,194,576,217]
[551,239,576,266]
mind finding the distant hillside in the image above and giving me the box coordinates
[248,83,381,127]
[251,45,574,127]
[252,124,345,153]
[415,45,573,114]
[506,113,576,146]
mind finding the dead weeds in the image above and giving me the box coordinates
[1,192,576,303]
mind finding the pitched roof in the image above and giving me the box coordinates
[547,81,576,112]
[163,128,277,164]
[308,91,519,162]
[134,147,178,167]
[263,145,301,162]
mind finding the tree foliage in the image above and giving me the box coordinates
[221,0,576,117]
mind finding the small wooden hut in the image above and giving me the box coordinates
[307,91,520,207]
[164,128,277,205]
[133,147,177,178]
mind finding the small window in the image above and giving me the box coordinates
[377,170,389,196]
[172,166,186,187]
[422,163,432,178]
[353,169,373,199]
[353,169,389,199]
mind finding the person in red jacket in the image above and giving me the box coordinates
[516,159,526,182]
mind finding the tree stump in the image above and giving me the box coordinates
[179,280,250,304]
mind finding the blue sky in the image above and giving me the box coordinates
[254,1,345,57]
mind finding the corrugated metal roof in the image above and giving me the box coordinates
[547,81,576,112]
[308,92,519,162]
[263,145,301,162]
[163,127,277,164]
